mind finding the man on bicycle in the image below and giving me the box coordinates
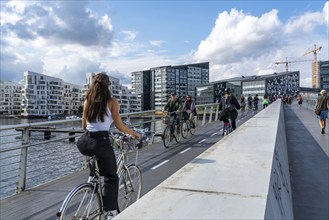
[163,92,182,131]
[182,95,196,128]
[218,88,240,134]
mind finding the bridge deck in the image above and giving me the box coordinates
[0,103,328,220]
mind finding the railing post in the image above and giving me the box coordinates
[152,113,156,133]
[209,106,213,123]
[202,106,207,126]
[215,104,219,121]
[16,128,29,193]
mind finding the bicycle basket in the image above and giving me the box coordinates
[162,116,174,125]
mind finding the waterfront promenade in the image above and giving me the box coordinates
[0,102,328,219]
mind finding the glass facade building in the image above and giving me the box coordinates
[319,60,329,92]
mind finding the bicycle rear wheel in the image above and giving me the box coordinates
[162,126,171,148]
[118,164,142,212]
[174,124,182,143]
[57,183,102,220]
[181,121,189,139]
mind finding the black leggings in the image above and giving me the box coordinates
[223,118,237,130]
[88,131,118,211]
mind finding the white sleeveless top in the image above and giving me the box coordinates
[86,107,113,132]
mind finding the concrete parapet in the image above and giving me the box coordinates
[115,100,293,219]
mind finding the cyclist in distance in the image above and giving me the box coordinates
[80,73,140,219]
[247,94,253,110]
[218,88,240,133]
[163,92,182,130]
[182,95,197,128]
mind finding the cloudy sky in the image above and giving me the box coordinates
[1,0,328,87]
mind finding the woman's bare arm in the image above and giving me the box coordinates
[109,98,140,139]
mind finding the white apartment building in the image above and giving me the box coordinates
[83,72,140,113]
[0,80,23,115]
[21,71,84,117]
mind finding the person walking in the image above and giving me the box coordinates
[263,94,269,109]
[297,94,303,110]
[218,88,240,132]
[79,73,140,220]
[314,89,329,134]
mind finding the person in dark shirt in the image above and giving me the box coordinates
[218,88,240,132]
[163,92,182,129]
[314,89,329,134]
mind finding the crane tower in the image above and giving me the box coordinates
[275,57,312,72]
[303,44,322,88]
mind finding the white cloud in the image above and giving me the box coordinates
[192,4,329,87]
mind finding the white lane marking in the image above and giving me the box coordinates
[180,147,191,154]
[211,133,218,137]
[198,139,206,143]
[151,160,169,170]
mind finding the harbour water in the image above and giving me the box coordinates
[0,117,158,199]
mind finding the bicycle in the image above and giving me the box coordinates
[56,128,151,220]
[161,111,184,148]
[181,111,196,138]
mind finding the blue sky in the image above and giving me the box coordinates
[1,0,328,87]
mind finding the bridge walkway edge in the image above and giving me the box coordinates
[284,103,329,219]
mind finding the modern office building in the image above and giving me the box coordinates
[21,71,84,118]
[131,70,151,111]
[84,72,140,113]
[132,62,209,110]
[319,60,329,91]
[0,80,23,115]
[196,71,300,105]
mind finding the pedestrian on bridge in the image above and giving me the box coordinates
[80,73,140,219]
[314,89,329,134]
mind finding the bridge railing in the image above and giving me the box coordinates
[0,103,220,200]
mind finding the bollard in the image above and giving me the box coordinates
[69,131,75,142]
[44,131,51,140]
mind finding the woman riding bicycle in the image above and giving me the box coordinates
[218,88,240,134]
[79,73,140,219]
[182,95,196,128]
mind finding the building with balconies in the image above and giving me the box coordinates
[21,71,83,118]
[83,72,140,113]
[0,80,23,115]
[132,62,209,111]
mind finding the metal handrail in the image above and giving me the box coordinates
[0,104,220,200]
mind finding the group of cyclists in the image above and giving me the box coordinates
[163,92,197,130]
[162,88,272,137]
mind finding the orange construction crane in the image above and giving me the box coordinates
[303,44,322,88]
[275,57,313,72]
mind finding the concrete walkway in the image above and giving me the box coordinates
[284,103,329,219]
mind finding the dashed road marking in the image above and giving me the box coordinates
[198,139,206,143]
[211,133,218,137]
[151,160,169,170]
[180,148,191,154]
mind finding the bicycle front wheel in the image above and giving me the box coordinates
[181,121,189,139]
[118,164,142,212]
[57,183,102,220]
[190,118,196,135]
[162,126,171,148]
